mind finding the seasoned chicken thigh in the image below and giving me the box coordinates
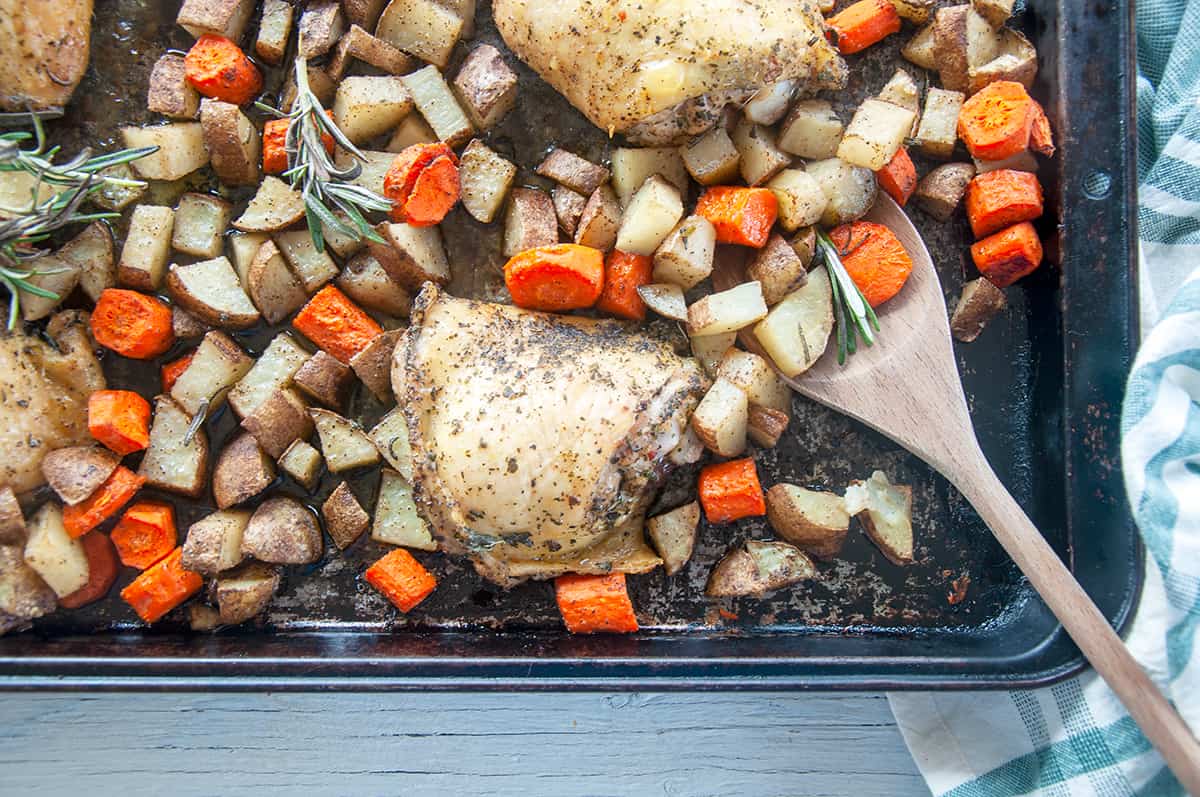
[493,0,847,144]
[0,0,93,111]
[394,285,707,587]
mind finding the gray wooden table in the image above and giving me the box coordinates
[0,692,926,795]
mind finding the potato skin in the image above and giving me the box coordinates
[240,388,314,459]
[0,545,57,630]
[212,433,276,509]
[765,484,849,559]
[914,162,975,222]
[40,446,120,506]
[241,497,324,565]
[705,540,816,597]
[216,561,281,625]
[321,482,370,550]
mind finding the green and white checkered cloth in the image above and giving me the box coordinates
[888,1,1200,794]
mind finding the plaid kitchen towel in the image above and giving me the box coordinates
[888,1,1200,794]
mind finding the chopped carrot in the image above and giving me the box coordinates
[1029,101,1055,157]
[184,34,263,105]
[970,221,1044,287]
[91,289,174,359]
[698,458,766,524]
[262,113,334,174]
[161,352,195,393]
[63,466,146,538]
[383,143,461,226]
[695,186,778,248]
[876,147,917,207]
[293,284,384,364]
[826,0,901,54]
[965,169,1044,238]
[58,532,119,610]
[364,548,437,613]
[88,389,152,456]
[595,250,653,320]
[957,81,1035,161]
[110,501,177,570]
[554,572,639,634]
[504,243,605,312]
[828,220,914,307]
[120,547,203,624]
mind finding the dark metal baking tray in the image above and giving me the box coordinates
[0,0,1140,690]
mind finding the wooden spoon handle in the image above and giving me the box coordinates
[958,460,1200,793]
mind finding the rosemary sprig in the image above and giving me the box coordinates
[0,115,156,328]
[256,56,391,253]
[817,229,880,365]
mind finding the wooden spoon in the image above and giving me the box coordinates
[713,194,1200,791]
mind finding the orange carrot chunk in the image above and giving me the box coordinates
[120,547,203,624]
[827,220,914,307]
[88,389,152,456]
[876,147,918,207]
[504,243,605,312]
[971,221,1044,288]
[110,501,177,570]
[695,186,778,248]
[161,352,195,393]
[364,548,438,613]
[63,466,146,538]
[1029,101,1055,157]
[826,0,901,54]
[554,572,639,634]
[383,143,461,226]
[184,34,263,105]
[595,250,653,320]
[58,532,120,610]
[965,169,1044,238]
[698,458,766,524]
[293,284,384,364]
[262,114,335,174]
[957,81,1035,161]
[91,289,174,360]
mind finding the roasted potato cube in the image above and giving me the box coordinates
[877,68,921,134]
[322,482,370,550]
[228,333,311,419]
[766,484,849,559]
[968,28,1037,94]
[0,487,26,545]
[232,176,308,233]
[57,221,115,302]
[766,169,828,234]
[453,44,518,130]
[298,0,345,58]
[971,0,1016,27]
[333,77,414,144]
[328,24,414,80]
[22,504,88,598]
[845,471,914,565]
[216,561,281,624]
[691,377,749,457]
[401,65,474,146]
[293,351,355,409]
[319,212,369,260]
[0,545,56,629]
[242,497,323,565]
[200,99,260,186]
[732,119,791,186]
[41,446,120,506]
[311,409,381,472]
[332,149,395,197]
[914,88,966,160]
[610,147,688,206]
[503,187,558,257]
[18,256,78,322]
[279,439,323,491]
[377,0,464,68]
[181,509,251,574]
[138,396,209,497]
[637,283,688,322]
[343,0,388,28]
[779,100,844,160]
[88,163,146,212]
[805,158,878,227]
[369,408,414,479]
[688,281,768,337]
[171,330,254,417]
[791,226,818,267]
[747,232,808,307]
[616,175,684,256]
[754,266,834,378]
[273,230,339,294]
[213,432,276,509]
[172,306,210,339]
[281,65,336,113]
[950,277,1007,342]
[118,205,174,290]
[552,185,587,238]
[169,255,261,331]
[172,193,232,258]
[536,148,610,196]
[646,502,700,575]
[837,99,917,171]
[681,127,741,186]
[188,603,222,631]
[459,139,517,224]
[747,404,790,448]
[891,0,936,23]
[717,348,791,412]
[148,54,199,119]
[651,215,716,290]
[744,79,797,125]
[690,331,737,377]
[241,387,313,458]
[350,328,403,402]
[370,222,451,289]
[372,469,435,550]
[443,0,477,36]
[901,23,939,70]
[255,0,294,65]
[914,162,976,221]
[933,5,1002,93]
[706,539,816,597]
[121,123,209,182]
[386,114,439,152]
[337,252,413,318]
[229,232,270,285]
[573,184,622,251]
[177,0,255,39]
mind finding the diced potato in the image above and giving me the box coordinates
[778,100,844,160]
[320,212,369,259]
[337,252,413,317]
[706,539,815,597]
[0,171,52,215]
[401,65,474,146]
[0,545,56,627]
[615,175,684,256]
[172,306,209,339]
[687,281,768,337]
[172,193,232,258]
[933,5,1002,93]
[377,0,464,68]
[147,54,199,119]
[40,446,120,505]
[914,162,976,221]
[836,99,916,170]
[213,433,275,509]
[877,69,921,135]
[766,484,849,559]
[891,0,936,23]
[732,119,791,186]
[744,80,796,125]
[636,283,688,322]
[242,497,323,565]
[691,377,748,457]
[350,328,403,402]
[748,403,789,448]
[293,351,354,409]
[232,177,307,233]
[280,65,336,113]
[229,232,269,286]
[23,504,88,597]
[171,330,254,416]
[370,222,451,289]
[844,471,914,565]
[188,603,222,631]
[176,0,255,40]
[333,76,414,144]
[646,502,700,575]
[442,0,477,37]
[717,349,791,412]
[138,395,209,497]
[754,265,834,377]
[372,469,435,550]
[323,482,370,550]
[343,0,388,28]
[536,148,610,196]
[805,158,878,227]
[791,226,818,267]
[950,277,1007,342]
[216,561,281,624]
[453,44,518,130]
[914,88,966,159]
[274,230,339,293]
[552,185,587,237]
[298,0,345,58]
[901,24,939,70]
[573,184,622,251]
[369,408,413,480]
[167,256,261,329]
[311,409,381,472]
[228,333,312,419]
[333,149,395,196]
[240,387,314,458]
[503,187,558,257]
[968,28,1037,94]
[182,510,251,575]
[89,163,146,212]
[766,169,828,233]
[328,24,414,81]
[255,0,294,65]
[278,439,323,491]
[459,139,516,223]
[201,99,260,186]
[610,147,688,207]
[690,331,737,377]
[681,127,741,186]
[386,114,438,152]
[19,257,78,322]
[971,0,1016,27]
[118,205,174,290]
[652,215,715,290]
[747,233,809,307]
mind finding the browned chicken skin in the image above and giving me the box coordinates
[0,0,93,111]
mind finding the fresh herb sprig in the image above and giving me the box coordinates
[817,229,880,364]
[0,115,156,328]
[257,56,391,253]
